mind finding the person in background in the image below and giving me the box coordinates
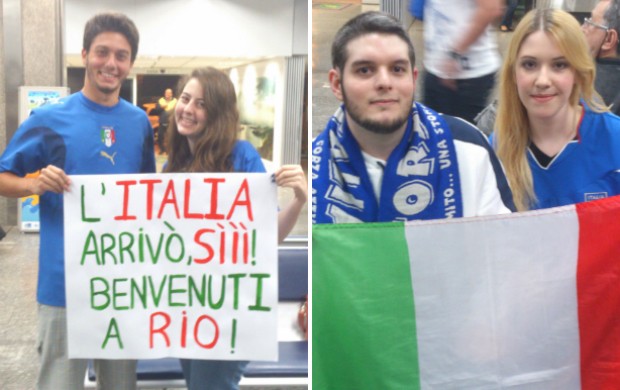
[500,0,519,32]
[582,0,620,115]
[313,11,514,225]
[156,87,177,154]
[0,12,154,390]
[494,8,620,211]
[422,0,504,124]
[164,67,307,390]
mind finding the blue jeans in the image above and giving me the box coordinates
[423,71,496,125]
[181,359,249,390]
[501,0,519,27]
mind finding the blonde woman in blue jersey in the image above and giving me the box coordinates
[495,8,620,211]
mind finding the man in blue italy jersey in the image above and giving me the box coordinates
[0,12,155,390]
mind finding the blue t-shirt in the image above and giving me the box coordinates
[162,140,266,174]
[529,108,620,209]
[0,92,156,307]
[231,140,266,173]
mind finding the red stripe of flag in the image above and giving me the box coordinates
[576,195,620,389]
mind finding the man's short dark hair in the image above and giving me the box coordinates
[331,11,416,71]
[83,12,140,63]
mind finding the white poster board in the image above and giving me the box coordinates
[17,86,70,232]
[64,172,279,361]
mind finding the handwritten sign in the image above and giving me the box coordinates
[64,173,278,361]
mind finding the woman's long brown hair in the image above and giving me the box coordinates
[164,67,239,173]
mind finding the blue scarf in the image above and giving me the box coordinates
[312,102,462,223]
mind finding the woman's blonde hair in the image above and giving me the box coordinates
[495,8,607,211]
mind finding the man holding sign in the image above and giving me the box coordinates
[0,12,154,390]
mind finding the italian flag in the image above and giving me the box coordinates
[313,196,620,389]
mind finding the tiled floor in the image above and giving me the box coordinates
[312,1,372,139]
[0,227,39,390]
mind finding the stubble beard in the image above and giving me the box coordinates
[342,88,411,135]
[95,84,118,95]
[85,58,122,96]
[94,72,121,95]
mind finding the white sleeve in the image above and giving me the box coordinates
[455,139,512,217]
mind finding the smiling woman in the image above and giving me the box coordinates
[513,30,577,133]
[494,8,620,211]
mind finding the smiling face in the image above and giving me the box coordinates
[82,32,133,104]
[175,78,207,151]
[329,32,416,135]
[515,30,577,121]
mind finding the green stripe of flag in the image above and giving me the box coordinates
[313,222,421,390]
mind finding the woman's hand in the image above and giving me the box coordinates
[275,165,307,204]
[275,164,307,243]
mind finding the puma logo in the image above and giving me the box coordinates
[100,151,117,165]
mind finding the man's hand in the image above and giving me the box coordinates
[33,164,71,195]
[438,54,462,90]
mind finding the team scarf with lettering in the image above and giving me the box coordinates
[312,102,462,223]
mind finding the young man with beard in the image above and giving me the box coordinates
[312,11,514,224]
[0,12,154,390]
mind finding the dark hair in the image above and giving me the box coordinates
[83,12,139,63]
[331,11,416,71]
[164,67,239,173]
[604,0,620,53]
